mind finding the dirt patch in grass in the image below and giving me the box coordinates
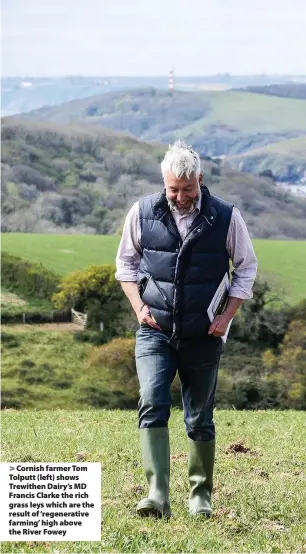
[171,453,187,462]
[225,440,257,455]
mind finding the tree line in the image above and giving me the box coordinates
[2,120,306,239]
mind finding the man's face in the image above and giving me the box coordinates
[164,170,202,215]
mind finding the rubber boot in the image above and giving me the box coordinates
[188,438,215,516]
[136,427,171,518]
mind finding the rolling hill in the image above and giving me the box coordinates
[238,83,306,99]
[12,89,306,136]
[10,88,306,183]
[3,75,305,117]
[1,119,306,239]
[227,135,306,183]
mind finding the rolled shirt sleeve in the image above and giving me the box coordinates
[115,202,142,282]
[226,207,258,299]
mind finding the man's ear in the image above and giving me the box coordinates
[199,173,203,185]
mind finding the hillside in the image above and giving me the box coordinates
[2,119,306,239]
[227,136,306,184]
[3,75,304,116]
[11,88,306,183]
[239,83,306,99]
[12,89,306,135]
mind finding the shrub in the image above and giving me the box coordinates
[74,337,138,408]
[262,319,306,409]
[231,376,266,410]
[83,336,183,409]
[230,279,290,347]
[215,368,234,407]
[86,337,138,397]
[1,251,60,300]
[52,264,128,334]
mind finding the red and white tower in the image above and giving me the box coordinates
[168,69,174,94]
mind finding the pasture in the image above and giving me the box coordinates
[1,409,305,553]
[2,234,306,305]
[179,90,306,135]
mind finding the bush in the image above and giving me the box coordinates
[52,264,128,335]
[86,337,138,397]
[231,376,266,410]
[1,251,60,300]
[83,336,183,409]
[74,337,138,408]
[230,279,291,347]
[262,319,306,409]
[215,368,234,407]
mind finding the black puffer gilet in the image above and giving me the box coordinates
[138,185,233,339]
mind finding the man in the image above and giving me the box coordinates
[115,141,257,519]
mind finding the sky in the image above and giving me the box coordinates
[2,0,306,76]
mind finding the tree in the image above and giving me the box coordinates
[230,280,289,347]
[262,319,306,409]
[52,264,128,336]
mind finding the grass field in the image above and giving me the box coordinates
[1,329,91,410]
[180,90,306,134]
[2,234,306,305]
[1,234,119,275]
[1,409,305,553]
[229,135,306,160]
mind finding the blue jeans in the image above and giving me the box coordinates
[135,325,223,441]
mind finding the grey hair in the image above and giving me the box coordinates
[161,140,201,179]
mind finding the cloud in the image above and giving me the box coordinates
[2,0,306,75]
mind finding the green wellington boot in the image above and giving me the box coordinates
[188,438,215,516]
[136,427,171,518]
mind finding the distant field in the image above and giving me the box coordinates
[229,135,306,160]
[1,233,119,274]
[2,234,306,305]
[252,239,306,304]
[179,91,306,134]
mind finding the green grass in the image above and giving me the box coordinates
[1,286,53,314]
[1,409,305,553]
[252,239,306,305]
[180,90,306,134]
[1,233,119,275]
[230,135,306,159]
[2,234,306,305]
[1,330,91,410]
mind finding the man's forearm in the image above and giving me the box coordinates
[120,281,143,315]
[223,296,244,320]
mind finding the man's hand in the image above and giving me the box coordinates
[208,314,231,337]
[120,282,162,330]
[208,297,244,337]
[137,304,162,330]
